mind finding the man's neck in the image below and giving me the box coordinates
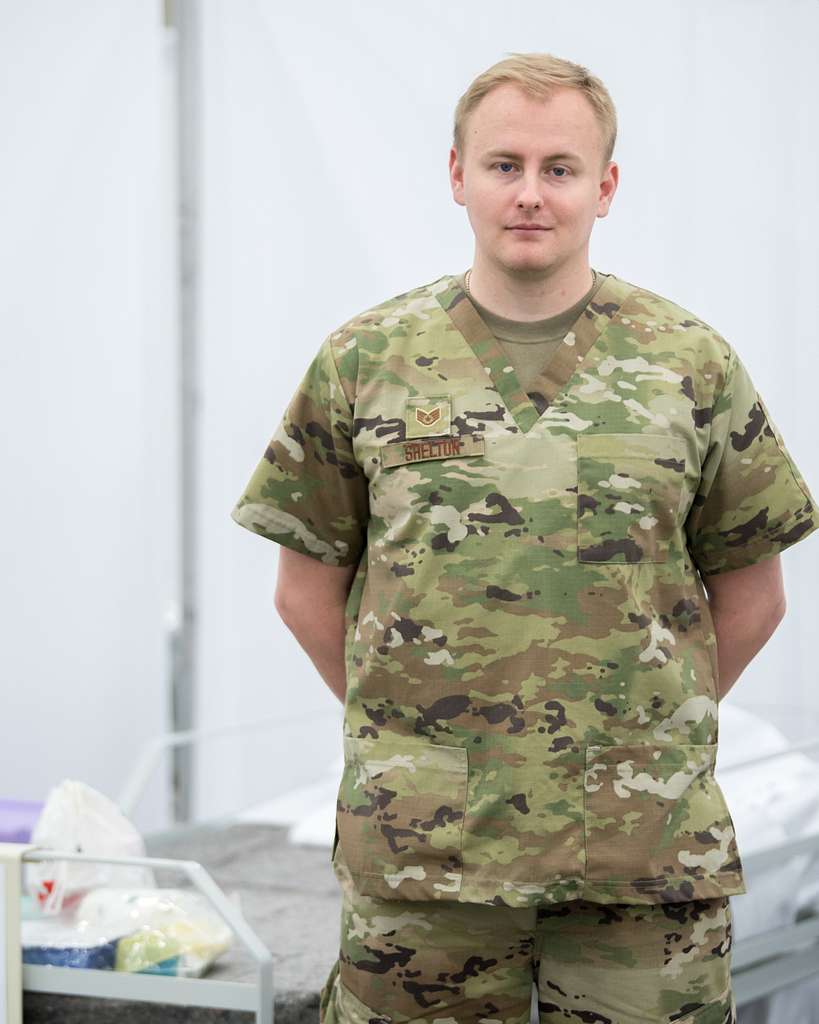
[466,259,594,321]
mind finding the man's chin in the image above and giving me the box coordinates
[497,254,560,277]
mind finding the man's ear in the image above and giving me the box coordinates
[449,146,466,207]
[596,161,619,219]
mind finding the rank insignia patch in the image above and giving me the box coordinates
[405,395,452,439]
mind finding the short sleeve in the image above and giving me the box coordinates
[685,347,819,576]
[230,338,369,566]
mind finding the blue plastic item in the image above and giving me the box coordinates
[22,939,119,970]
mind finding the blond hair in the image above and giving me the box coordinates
[453,52,617,170]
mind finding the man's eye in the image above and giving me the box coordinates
[492,163,570,177]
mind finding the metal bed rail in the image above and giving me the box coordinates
[7,847,273,1023]
[118,707,338,823]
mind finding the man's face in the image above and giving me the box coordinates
[449,83,618,277]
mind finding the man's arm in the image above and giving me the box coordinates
[274,547,358,704]
[701,554,787,701]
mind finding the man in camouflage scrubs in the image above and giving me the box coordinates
[231,52,819,1024]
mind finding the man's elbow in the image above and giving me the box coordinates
[274,588,305,627]
[752,594,787,649]
[274,580,347,628]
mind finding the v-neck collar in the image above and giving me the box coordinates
[433,271,635,435]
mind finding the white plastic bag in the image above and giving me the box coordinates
[21,888,234,976]
[77,888,233,976]
[26,779,154,915]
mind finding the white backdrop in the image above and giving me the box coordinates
[0,2,174,830]
[1,0,817,833]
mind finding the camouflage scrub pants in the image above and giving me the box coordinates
[319,846,736,1024]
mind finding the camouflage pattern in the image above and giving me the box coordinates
[232,270,819,909]
[319,845,736,1023]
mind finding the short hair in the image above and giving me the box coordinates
[453,52,617,171]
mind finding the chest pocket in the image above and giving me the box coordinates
[576,433,686,564]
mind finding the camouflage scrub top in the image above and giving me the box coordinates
[231,270,819,908]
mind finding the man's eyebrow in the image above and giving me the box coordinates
[482,149,583,163]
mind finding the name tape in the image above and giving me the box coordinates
[381,434,485,468]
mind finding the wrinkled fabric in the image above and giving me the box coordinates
[318,842,736,1024]
[233,270,819,908]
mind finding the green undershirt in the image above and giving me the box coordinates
[455,269,607,407]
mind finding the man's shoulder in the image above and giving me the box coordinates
[609,273,732,349]
[324,273,453,357]
[317,274,454,401]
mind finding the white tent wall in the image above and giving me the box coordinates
[1,0,816,835]
[206,0,819,821]
[0,2,174,832]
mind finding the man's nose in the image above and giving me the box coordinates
[515,173,543,207]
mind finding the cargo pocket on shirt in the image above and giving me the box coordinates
[576,433,686,563]
[583,743,743,896]
[335,735,469,901]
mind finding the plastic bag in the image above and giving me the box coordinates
[21,888,234,976]
[26,779,154,915]
[79,888,233,976]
